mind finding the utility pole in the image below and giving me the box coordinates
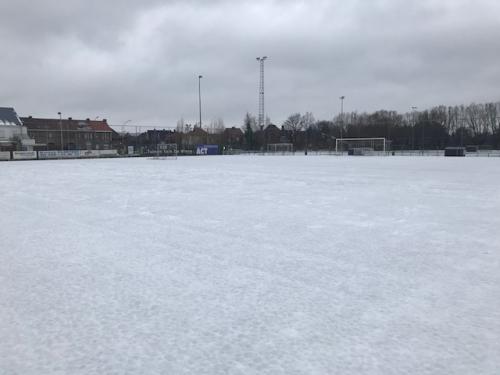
[256,56,268,130]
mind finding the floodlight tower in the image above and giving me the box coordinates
[256,56,268,130]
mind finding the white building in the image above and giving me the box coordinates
[0,107,35,151]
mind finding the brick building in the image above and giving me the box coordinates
[222,127,244,149]
[21,116,116,150]
[183,127,208,149]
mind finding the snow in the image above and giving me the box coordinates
[1,155,500,374]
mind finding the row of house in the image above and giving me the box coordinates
[125,124,299,154]
[1,106,298,154]
[0,107,115,152]
[1,107,243,153]
[21,116,115,151]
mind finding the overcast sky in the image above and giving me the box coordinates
[1,0,499,128]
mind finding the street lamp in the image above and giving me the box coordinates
[58,111,63,150]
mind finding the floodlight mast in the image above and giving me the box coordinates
[256,56,268,130]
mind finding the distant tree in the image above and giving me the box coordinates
[243,113,255,149]
[265,116,271,127]
[301,112,316,130]
[209,118,225,134]
[485,103,499,134]
[236,100,500,151]
[176,117,185,133]
[283,113,314,146]
[283,113,302,133]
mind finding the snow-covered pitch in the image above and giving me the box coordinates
[1,156,499,374]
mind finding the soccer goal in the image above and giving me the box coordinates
[267,143,294,154]
[335,138,388,154]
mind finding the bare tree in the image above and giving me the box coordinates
[242,113,258,132]
[283,113,303,146]
[283,113,302,132]
[176,117,185,133]
[301,112,316,130]
[209,118,225,134]
[265,116,272,127]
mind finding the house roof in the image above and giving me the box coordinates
[224,127,244,136]
[87,120,114,132]
[20,117,113,132]
[190,126,207,135]
[0,107,23,126]
[264,124,281,133]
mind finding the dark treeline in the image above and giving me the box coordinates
[117,101,500,153]
[244,101,500,150]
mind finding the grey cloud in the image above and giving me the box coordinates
[1,0,499,127]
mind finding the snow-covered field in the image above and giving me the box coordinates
[1,155,499,375]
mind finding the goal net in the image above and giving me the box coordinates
[335,138,388,154]
[267,143,294,154]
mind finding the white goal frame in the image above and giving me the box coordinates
[267,143,294,154]
[335,138,387,153]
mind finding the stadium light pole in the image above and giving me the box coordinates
[198,75,203,129]
[421,112,425,153]
[339,96,345,153]
[459,116,466,147]
[411,106,418,151]
[58,111,63,151]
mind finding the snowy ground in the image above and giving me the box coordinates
[1,155,499,375]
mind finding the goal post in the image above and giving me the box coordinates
[267,143,294,154]
[335,138,388,154]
